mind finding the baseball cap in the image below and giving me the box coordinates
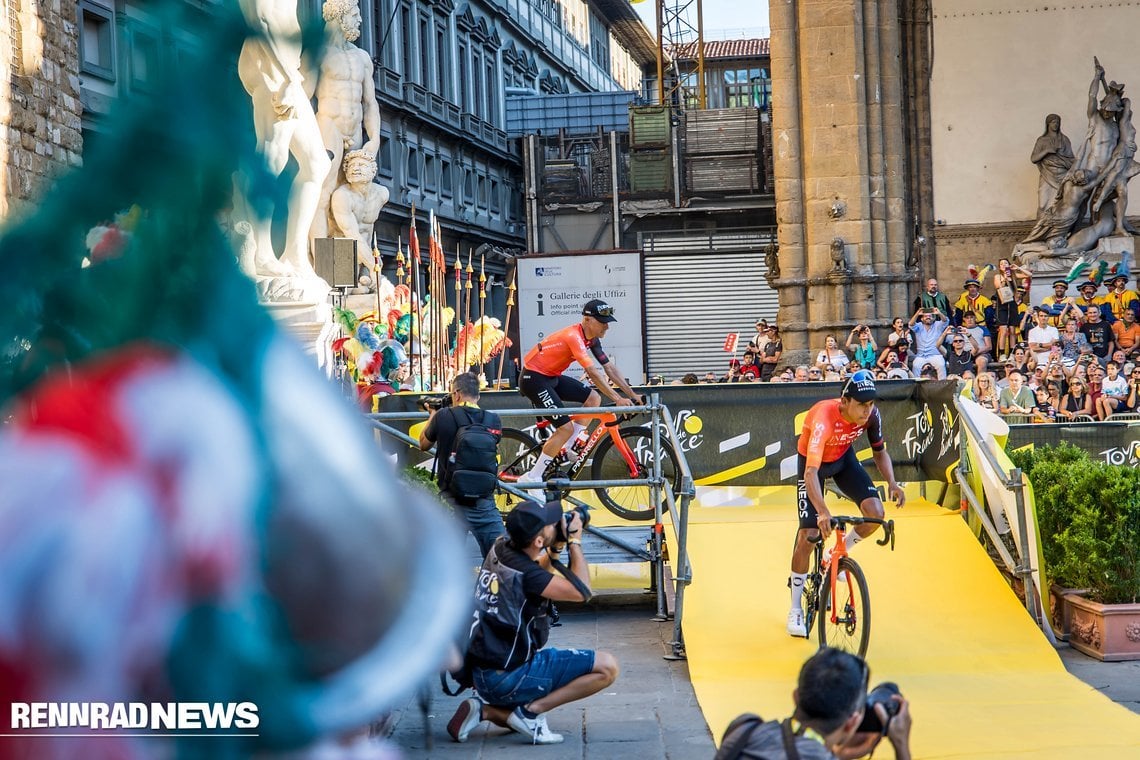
[841,369,878,402]
[582,299,617,323]
[506,500,563,545]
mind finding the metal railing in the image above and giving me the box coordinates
[368,393,696,659]
[954,397,1055,644]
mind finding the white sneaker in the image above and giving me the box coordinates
[823,547,848,581]
[786,608,807,637]
[446,697,482,743]
[506,708,564,745]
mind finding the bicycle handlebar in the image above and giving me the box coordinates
[807,517,895,550]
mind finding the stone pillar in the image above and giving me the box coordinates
[0,1,83,220]
[769,0,919,363]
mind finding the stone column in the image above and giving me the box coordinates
[769,0,919,363]
[0,1,84,219]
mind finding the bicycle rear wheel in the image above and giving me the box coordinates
[590,427,680,521]
[817,557,870,657]
[495,428,540,514]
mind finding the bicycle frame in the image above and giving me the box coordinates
[531,412,639,480]
[808,515,894,639]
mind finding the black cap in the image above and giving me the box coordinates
[582,299,617,323]
[1052,279,1069,288]
[506,500,563,545]
[841,370,878,402]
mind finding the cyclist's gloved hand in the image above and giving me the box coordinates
[614,397,634,407]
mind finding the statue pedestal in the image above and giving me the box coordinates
[1096,234,1136,259]
[1026,235,1135,307]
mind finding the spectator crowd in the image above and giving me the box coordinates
[667,259,1140,422]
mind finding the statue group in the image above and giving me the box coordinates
[1016,58,1140,264]
[234,0,389,301]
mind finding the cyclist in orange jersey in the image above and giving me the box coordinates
[787,371,905,637]
[517,299,642,483]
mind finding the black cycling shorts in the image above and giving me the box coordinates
[519,369,592,427]
[796,448,880,530]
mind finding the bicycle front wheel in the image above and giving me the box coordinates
[590,427,680,521]
[496,428,540,514]
[817,557,870,657]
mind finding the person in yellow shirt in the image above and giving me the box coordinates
[1102,272,1139,321]
[1041,279,1079,329]
[1074,280,1114,324]
[953,278,992,327]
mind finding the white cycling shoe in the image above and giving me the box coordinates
[786,608,807,637]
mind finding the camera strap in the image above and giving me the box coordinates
[548,556,593,603]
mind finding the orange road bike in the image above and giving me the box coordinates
[496,410,680,521]
[803,515,895,657]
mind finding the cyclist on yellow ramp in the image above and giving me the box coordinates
[788,370,905,637]
[517,299,643,483]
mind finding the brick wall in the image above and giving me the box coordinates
[0,0,83,219]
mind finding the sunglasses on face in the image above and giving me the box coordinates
[591,305,614,318]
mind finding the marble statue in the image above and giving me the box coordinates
[236,0,332,282]
[1091,97,1140,237]
[1030,114,1074,211]
[1016,59,1139,266]
[330,150,390,271]
[311,0,382,244]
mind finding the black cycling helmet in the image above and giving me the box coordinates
[842,369,878,402]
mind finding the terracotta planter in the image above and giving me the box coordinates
[1049,585,1091,641]
[1064,593,1140,661]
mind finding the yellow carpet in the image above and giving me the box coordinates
[679,489,1140,759]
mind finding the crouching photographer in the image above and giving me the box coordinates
[447,500,619,745]
[715,648,912,760]
[418,371,505,558]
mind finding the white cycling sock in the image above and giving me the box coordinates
[525,453,554,480]
[845,532,864,552]
[570,421,587,440]
[789,573,807,610]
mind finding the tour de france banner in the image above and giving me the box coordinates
[377,379,961,485]
[1005,418,1140,466]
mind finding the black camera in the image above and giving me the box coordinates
[555,505,591,543]
[857,682,902,735]
[419,395,452,411]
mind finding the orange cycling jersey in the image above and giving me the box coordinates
[797,398,885,469]
[523,323,609,377]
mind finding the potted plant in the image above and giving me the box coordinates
[1010,444,1140,660]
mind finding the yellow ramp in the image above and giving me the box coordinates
[680,490,1140,759]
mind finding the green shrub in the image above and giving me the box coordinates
[1018,444,1140,603]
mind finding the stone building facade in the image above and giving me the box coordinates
[0,0,83,219]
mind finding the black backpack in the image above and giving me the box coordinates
[442,407,501,499]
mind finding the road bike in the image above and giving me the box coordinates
[801,515,895,657]
[496,410,681,521]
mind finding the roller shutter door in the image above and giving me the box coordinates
[642,231,778,381]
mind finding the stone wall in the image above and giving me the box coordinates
[0,0,82,220]
[769,0,919,362]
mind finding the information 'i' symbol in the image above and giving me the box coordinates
[537,293,544,316]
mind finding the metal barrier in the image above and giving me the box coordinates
[367,393,696,659]
[954,397,1055,643]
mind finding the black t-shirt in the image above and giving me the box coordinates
[946,348,974,376]
[1082,321,1114,357]
[493,540,555,654]
[423,404,503,488]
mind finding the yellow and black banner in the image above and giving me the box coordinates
[380,379,962,485]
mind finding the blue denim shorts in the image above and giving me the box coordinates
[473,648,595,707]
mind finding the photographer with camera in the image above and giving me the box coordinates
[447,500,619,745]
[715,648,912,760]
[418,371,505,558]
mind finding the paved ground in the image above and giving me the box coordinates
[382,594,1140,759]
[384,593,713,759]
